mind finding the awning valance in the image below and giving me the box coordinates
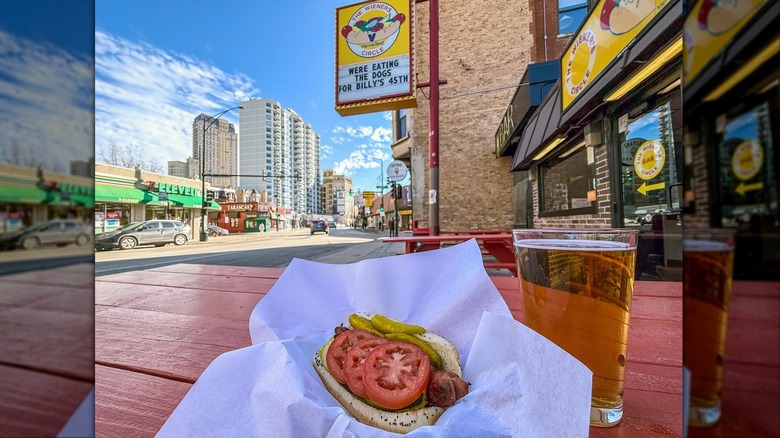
[95,184,157,205]
[0,185,48,204]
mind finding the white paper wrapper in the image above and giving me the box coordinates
[157,240,592,437]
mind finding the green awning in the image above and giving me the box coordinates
[0,185,49,204]
[95,184,158,205]
[162,193,220,210]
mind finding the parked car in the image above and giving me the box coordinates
[95,220,191,250]
[328,221,337,230]
[310,220,329,235]
[0,219,92,250]
[208,225,229,237]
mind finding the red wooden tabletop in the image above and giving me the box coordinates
[0,263,95,437]
[93,263,778,437]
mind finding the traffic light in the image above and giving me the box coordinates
[395,184,403,200]
[206,191,215,201]
[390,183,397,199]
[380,205,384,213]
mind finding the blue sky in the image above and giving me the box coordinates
[0,1,94,173]
[95,0,404,193]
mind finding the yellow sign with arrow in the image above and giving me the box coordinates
[735,181,763,196]
[637,181,666,195]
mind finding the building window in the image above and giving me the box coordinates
[398,110,407,139]
[538,145,596,216]
[559,0,587,35]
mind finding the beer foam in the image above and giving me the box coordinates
[683,240,733,252]
[514,239,634,251]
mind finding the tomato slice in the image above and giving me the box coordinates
[362,341,431,409]
[326,329,379,384]
[343,337,390,398]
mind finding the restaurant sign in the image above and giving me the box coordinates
[335,0,416,116]
[225,203,258,211]
[561,0,672,111]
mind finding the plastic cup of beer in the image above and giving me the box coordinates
[512,228,638,427]
[683,229,735,427]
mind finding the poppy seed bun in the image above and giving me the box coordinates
[313,317,463,434]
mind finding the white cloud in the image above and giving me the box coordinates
[383,111,392,121]
[95,30,258,171]
[0,30,93,171]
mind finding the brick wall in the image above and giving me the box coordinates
[529,0,573,62]
[531,144,613,228]
[411,0,533,231]
[685,143,711,230]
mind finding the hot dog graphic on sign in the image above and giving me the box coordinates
[600,0,656,35]
[341,2,406,58]
[697,0,755,35]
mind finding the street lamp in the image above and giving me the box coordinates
[200,105,243,242]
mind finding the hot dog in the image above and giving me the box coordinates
[313,312,468,434]
[341,13,405,46]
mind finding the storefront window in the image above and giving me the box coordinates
[619,100,681,225]
[717,102,776,227]
[538,145,596,216]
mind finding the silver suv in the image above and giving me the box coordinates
[0,219,92,250]
[95,220,191,250]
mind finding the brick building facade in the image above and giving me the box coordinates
[405,0,534,231]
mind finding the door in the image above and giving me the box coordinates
[617,96,683,281]
[136,221,164,244]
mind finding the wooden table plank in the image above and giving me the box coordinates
[96,270,277,293]
[95,365,192,438]
[0,306,94,380]
[0,364,93,438]
[96,283,266,320]
[145,264,285,279]
[95,306,251,382]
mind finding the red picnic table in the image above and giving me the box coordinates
[382,234,517,275]
[0,263,94,437]
[92,262,708,437]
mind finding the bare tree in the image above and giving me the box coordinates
[97,142,164,174]
[2,143,67,173]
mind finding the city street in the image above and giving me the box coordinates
[95,227,403,276]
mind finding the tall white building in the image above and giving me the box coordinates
[238,98,321,216]
[192,114,238,188]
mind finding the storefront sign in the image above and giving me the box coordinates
[731,140,763,181]
[561,0,671,110]
[146,181,198,197]
[225,203,258,211]
[683,0,768,85]
[387,160,408,181]
[335,0,416,116]
[633,140,666,180]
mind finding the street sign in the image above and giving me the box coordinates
[387,160,408,182]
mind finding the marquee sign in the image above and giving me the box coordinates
[335,0,416,116]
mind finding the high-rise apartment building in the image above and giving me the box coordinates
[192,114,238,189]
[238,98,321,217]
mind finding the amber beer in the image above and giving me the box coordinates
[683,234,735,427]
[513,229,638,427]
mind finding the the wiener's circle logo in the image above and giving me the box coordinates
[341,2,406,58]
[633,140,666,180]
[600,0,655,35]
[697,0,755,35]
[564,30,597,98]
[731,140,763,181]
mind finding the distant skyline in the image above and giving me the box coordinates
[95,0,408,193]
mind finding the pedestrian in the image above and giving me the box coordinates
[388,217,395,237]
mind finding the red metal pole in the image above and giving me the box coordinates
[428,0,440,236]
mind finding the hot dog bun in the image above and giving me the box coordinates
[313,315,462,434]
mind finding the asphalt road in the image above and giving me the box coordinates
[95,227,401,276]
